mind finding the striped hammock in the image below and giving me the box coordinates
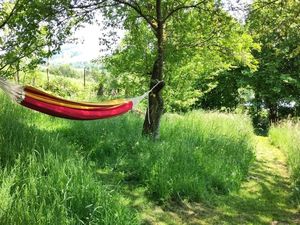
[0,77,150,120]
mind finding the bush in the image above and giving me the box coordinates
[269,121,300,204]
[43,76,82,98]
[49,64,81,78]
[250,107,270,136]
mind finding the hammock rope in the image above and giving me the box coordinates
[0,77,161,120]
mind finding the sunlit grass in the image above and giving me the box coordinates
[269,121,300,204]
[0,93,255,223]
[0,94,138,225]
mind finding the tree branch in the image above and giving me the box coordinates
[0,42,45,72]
[114,0,157,33]
[249,0,280,14]
[69,0,108,10]
[163,0,207,22]
[0,0,20,29]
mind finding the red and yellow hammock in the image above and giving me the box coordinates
[21,86,134,120]
[0,77,148,120]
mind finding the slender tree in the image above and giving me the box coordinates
[98,0,259,138]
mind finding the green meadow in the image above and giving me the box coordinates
[0,93,256,224]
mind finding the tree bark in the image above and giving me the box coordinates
[97,83,104,96]
[267,102,278,123]
[16,70,20,84]
[142,66,165,139]
[142,0,165,139]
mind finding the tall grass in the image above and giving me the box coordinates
[59,110,255,201]
[0,92,255,223]
[0,94,138,225]
[269,121,300,203]
[142,112,255,200]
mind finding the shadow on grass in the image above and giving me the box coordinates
[0,112,63,167]
[1,100,298,225]
[145,147,300,225]
[95,139,299,225]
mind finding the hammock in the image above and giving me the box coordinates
[0,77,152,120]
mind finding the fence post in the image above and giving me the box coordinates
[84,67,86,88]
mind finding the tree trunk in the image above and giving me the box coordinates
[97,83,104,96]
[142,62,165,139]
[15,70,20,84]
[142,0,165,139]
[268,103,278,124]
[46,63,50,85]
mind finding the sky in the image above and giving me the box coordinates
[51,24,114,64]
[223,0,253,22]
[51,0,252,65]
[51,24,106,64]
[50,14,125,64]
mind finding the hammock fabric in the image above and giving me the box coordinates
[21,86,133,120]
[0,77,150,120]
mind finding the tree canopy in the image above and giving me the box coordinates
[246,0,300,122]
[1,0,299,136]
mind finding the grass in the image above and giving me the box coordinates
[269,120,300,204]
[0,95,138,225]
[57,110,255,201]
[127,137,299,225]
[0,92,255,224]
[0,154,138,225]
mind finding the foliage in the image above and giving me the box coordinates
[1,0,260,137]
[0,0,73,77]
[197,68,244,111]
[195,0,300,128]
[0,155,138,225]
[104,7,259,112]
[249,106,270,136]
[245,0,300,122]
[49,64,82,79]
[143,112,255,200]
[0,0,113,79]
[51,110,254,201]
[43,76,82,98]
[15,69,98,102]
[269,121,300,204]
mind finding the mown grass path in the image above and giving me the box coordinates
[137,136,300,224]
